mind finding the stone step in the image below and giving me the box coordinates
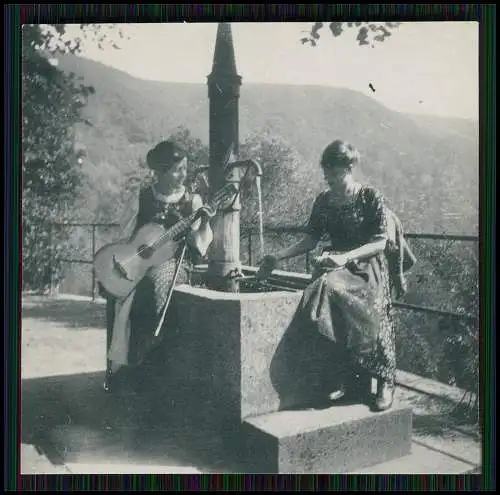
[242,402,413,474]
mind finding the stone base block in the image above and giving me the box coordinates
[242,403,413,474]
[158,285,305,424]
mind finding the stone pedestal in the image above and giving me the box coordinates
[160,285,304,425]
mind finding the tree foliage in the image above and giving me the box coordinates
[422,240,478,396]
[21,23,124,291]
[300,22,402,48]
[394,237,479,417]
[238,127,311,228]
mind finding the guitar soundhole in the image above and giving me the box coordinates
[138,244,154,259]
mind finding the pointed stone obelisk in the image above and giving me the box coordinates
[206,23,243,292]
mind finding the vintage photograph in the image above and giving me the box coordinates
[21,20,480,474]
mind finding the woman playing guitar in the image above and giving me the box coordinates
[100,138,213,393]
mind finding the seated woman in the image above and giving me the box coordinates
[257,139,415,412]
[101,138,213,393]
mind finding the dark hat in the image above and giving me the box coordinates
[146,139,186,172]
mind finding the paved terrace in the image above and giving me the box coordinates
[21,294,481,474]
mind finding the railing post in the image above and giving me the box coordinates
[91,224,96,302]
[247,230,252,266]
[306,251,310,273]
[48,221,54,295]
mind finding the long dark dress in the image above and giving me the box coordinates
[105,185,204,370]
[301,185,397,383]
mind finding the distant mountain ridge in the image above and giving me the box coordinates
[57,54,479,235]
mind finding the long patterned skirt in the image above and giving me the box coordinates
[104,246,191,372]
[298,254,396,383]
[127,255,190,366]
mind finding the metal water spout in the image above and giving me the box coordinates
[224,159,266,266]
[224,159,263,181]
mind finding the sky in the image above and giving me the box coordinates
[64,21,479,120]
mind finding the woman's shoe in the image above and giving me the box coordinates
[327,368,368,403]
[373,379,395,411]
[328,383,347,402]
[103,368,114,393]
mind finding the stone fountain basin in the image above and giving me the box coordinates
[147,264,336,431]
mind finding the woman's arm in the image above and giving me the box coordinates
[185,193,213,258]
[273,234,318,263]
[257,192,326,280]
[324,187,390,268]
[349,187,390,261]
[329,235,387,267]
[256,234,318,280]
[189,193,204,232]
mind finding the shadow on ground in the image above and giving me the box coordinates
[22,299,106,330]
[411,413,480,439]
[21,370,246,473]
[396,388,480,440]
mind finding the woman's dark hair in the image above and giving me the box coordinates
[320,140,360,170]
[146,139,186,172]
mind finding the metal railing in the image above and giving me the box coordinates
[41,221,479,324]
[48,221,121,301]
[241,225,479,323]
[24,219,480,403]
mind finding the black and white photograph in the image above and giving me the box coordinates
[20,19,481,475]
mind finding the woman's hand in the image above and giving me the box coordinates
[197,205,216,219]
[325,253,349,268]
[256,255,278,281]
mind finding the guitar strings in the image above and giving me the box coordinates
[120,185,233,266]
[117,183,237,268]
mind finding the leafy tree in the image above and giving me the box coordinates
[301,22,402,48]
[238,127,314,228]
[21,23,124,291]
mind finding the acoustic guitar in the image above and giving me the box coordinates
[94,182,238,299]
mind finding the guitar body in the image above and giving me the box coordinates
[94,181,238,300]
[94,223,181,299]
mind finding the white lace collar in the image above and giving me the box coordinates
[151,184,186,204]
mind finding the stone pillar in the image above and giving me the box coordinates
[206,23,242,292]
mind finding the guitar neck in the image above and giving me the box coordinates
[149,216,193,251]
